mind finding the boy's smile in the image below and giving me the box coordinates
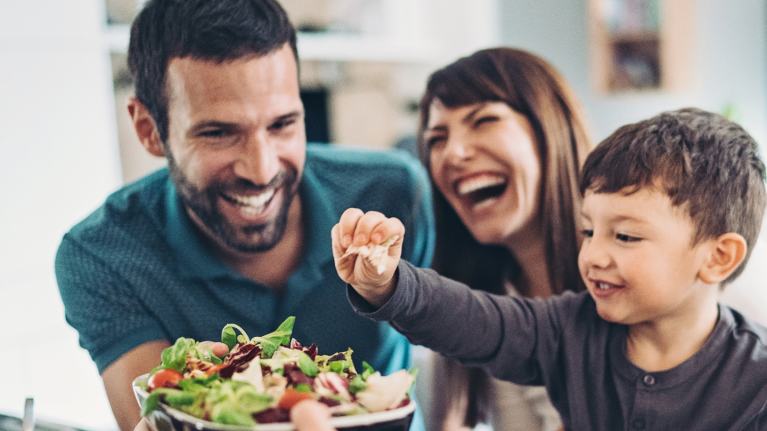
[578,187,718,328]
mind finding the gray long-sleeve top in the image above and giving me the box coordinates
[350,261,767,431]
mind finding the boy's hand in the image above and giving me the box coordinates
[331,208,404,308]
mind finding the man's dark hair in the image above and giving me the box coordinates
[127,0,297,143]
[580,107,767,284]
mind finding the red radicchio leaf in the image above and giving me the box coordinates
[319,397,342,407]
[283,362,314,386]
[289,339,319,360]
[252,407,291,424]
[219,343,262,378]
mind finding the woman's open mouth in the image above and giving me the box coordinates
[456,174,508,208]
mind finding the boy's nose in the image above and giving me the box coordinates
[579,237,612,270]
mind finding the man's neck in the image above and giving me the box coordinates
[193,197,305,295]
[625,285,720,372]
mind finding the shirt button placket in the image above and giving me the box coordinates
[643,374,655,386]
[632,417,646,430]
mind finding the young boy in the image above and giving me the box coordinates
[331,108,767,430]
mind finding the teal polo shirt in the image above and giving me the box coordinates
[56,144,435,380]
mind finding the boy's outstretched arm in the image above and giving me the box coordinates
[331,208,405,308]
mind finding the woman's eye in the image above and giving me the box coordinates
[475,116,499,127]
[426,136,446,148]
[616,233,640,242]
[582,229,594,238]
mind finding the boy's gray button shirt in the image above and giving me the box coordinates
[349,260,767,430]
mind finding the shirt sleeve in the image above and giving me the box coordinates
[348,260,577,386]
[55,233,167,373]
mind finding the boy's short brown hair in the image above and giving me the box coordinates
[580,108,767,284]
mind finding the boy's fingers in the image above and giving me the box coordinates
[371,217,404,248]
[353,211,388,245]
[338,208,364,247]
[331,223,342,257]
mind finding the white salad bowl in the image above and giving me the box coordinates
[132,374,416,431]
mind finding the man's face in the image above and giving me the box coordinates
[163,45,306,253]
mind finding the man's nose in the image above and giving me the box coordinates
[233,134,279,185]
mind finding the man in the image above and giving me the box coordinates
[54,1,434,429]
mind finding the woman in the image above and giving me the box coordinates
[416,47,592,431]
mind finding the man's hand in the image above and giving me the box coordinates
[197,341,230,357]
[291,400,337,431]
[331,208,404,308]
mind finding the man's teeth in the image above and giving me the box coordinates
[229,189,275,209]
[457,175,506,195]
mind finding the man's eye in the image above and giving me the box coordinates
[270,118,296,131]
[616,233,640,242]
[199,129,226,138]
[582,229,594,237]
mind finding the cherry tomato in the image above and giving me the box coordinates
[278,389,315,410]
[147,368,184,392]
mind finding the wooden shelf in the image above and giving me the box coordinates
[104,25,438,63]
[588,0,693,95]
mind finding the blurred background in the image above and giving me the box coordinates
[0,0,765,429]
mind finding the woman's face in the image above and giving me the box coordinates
[425,100,543,246]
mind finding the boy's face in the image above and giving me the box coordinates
[578,186,715,326]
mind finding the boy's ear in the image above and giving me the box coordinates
[698,233,747,284]
[127,97,166,158]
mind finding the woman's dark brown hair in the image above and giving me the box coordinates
[417,47,592,428]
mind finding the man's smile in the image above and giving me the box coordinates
[221,188,277,216]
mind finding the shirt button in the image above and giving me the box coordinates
[643,374,655,386]
[632,417,646,430]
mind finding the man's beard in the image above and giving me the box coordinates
[166,152,300,253]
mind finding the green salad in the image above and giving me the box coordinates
[139,317,417,425]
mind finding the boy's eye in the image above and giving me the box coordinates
[616,233,640,242]
[582,229,594,238]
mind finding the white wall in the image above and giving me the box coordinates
[0,0,121,429]
[499,0,767,325]
[499,0,767,145]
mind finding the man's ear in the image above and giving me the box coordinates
[127,97,165,158]
[698,233,747,284]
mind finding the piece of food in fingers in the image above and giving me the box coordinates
[341,236,399,275]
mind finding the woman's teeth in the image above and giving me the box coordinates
[597,282,617,290]
[457,175,507,195]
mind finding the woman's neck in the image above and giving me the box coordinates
[504,221,553,299]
